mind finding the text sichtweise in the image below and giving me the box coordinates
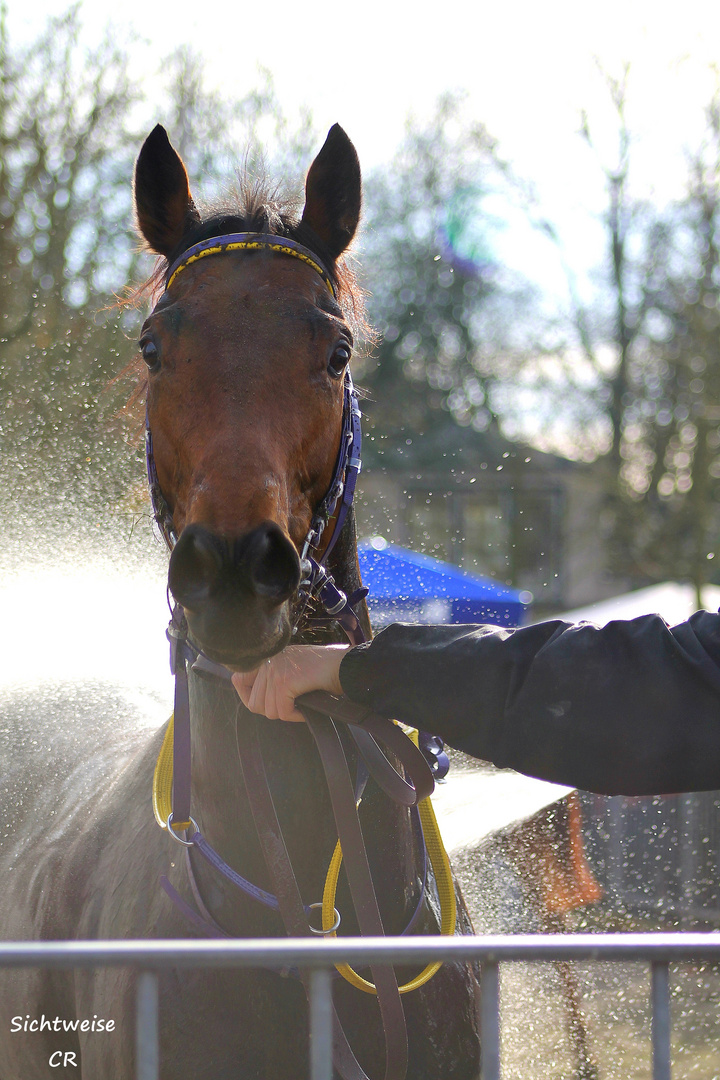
[11,1014,115,1033]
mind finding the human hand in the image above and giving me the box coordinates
[231,644,351,723]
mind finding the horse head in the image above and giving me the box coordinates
[133,124,361,670]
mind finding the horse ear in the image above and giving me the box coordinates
[301,124,361,261]
[134,125,201,257]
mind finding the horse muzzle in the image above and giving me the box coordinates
[168,521,301,667]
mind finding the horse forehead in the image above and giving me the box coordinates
[171,253,332,334]
[151,256,339,439]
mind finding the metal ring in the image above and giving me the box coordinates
[307,902,341,936]
[166,813,198,847]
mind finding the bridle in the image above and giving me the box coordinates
[144,232,454,1080]
[145,230,366,643]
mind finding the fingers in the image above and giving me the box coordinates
[257,659,304,723]
[231,645,351,723]
[231,657,305,723]
[232,668,258,711]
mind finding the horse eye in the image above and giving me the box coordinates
[139,338,159,369]
[328,341,352,378]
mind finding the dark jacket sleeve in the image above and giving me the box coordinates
[338,613,720,796]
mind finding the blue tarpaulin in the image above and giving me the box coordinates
[357,539,528,629]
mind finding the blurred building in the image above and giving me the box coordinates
[356,423,627,617]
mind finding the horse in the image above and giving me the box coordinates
[0,123,481,1079]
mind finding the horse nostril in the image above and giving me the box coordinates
[243,522,301,603]
[168,525,225,610]
[169,521,301,616]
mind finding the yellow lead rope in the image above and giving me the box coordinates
[152,714,176,830]
[321,730,457,995]
[153,717,456,995]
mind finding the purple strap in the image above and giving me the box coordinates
[160,872,301,980]
[166,617,309,915]
[163,810,428,940]
[191,831,282,911]
[324,390,362,562]
[160,875,227,938]
[308,374,362,566]
[301,558,366,646]
[145,424,177,550]
[417,732,450,782]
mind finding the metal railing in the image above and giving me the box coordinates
[2,933,719,1080]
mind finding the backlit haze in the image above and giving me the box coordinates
[9,0,720,304]
[4,0,720,652]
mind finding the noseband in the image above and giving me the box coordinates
[144,231,364,640]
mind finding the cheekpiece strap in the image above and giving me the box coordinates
[145,422,177,549]
[165,232,338,299]
[302,369,362,566]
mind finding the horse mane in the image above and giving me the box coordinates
[119,174,371,421]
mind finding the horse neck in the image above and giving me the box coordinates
[187,668,338,922]
[184,509,383,924]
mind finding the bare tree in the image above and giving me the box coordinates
[0,4,141,514]
[0,8,317,535]
[359,94,539,464]
[566,71,720,603]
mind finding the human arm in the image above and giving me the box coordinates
[232,612,720,796]
[338,614,720,796]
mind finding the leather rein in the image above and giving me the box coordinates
[144,232,448,1080]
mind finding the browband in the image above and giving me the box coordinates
[165,232,338,298]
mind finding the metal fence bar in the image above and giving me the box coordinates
[3,932,718,1080]
[651,961,671,1080]
[0,932,718,969]
[680,797,696,930]
[136,971,159,1080]
[309,967,333,1080]
[480,960,500,1080]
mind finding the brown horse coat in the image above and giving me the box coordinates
[0,125,481,1079]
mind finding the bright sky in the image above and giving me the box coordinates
[9,0,720,297]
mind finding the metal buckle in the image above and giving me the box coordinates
[166,813,198,847]
[323,589,348,616]
[307,902,341,936]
